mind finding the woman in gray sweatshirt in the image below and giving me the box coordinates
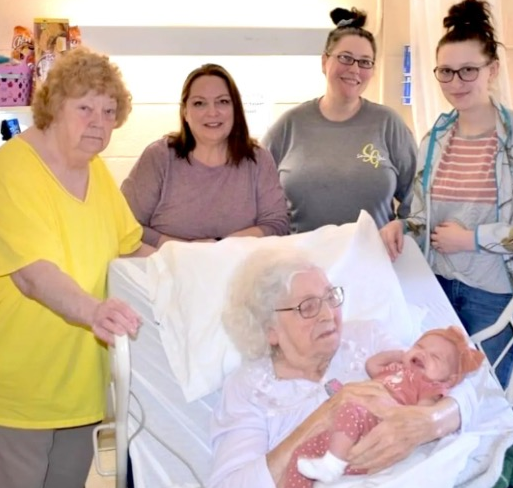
[262,6,417,234]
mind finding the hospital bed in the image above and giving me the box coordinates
[100,212,513,488]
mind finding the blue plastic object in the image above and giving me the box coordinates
[402,45,412,106]
[1,118,21,140]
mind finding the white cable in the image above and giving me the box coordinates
[128,391,205,488]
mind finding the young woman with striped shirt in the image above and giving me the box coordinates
[380,0,513,388]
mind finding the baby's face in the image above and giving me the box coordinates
[404,335,459,383]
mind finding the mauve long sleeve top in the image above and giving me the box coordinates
[121,138,289,245]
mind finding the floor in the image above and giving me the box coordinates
[85,430,116,488]
[85,450,115,488]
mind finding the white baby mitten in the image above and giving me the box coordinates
[297,451,347,483]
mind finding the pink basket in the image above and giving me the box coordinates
[0,62,33,106]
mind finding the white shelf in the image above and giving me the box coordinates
[80,26,328,56]
[0,106,31,112]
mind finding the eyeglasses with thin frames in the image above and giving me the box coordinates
[275,286,344,319]
[433,61,492,83]
[327,53,375,70]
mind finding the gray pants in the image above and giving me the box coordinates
[0,424,96,488]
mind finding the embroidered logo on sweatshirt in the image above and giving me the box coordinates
[357,143,386,168]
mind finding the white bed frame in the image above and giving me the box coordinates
[94,235,513,488]
[92,336,130,488]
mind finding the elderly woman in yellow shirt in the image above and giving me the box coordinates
[0,48,153,488]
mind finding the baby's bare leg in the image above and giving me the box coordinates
[297,402,363,482]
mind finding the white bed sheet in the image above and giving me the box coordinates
[108,236,513,488]
[108,259,220,488]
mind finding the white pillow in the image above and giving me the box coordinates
[147,211,417,402]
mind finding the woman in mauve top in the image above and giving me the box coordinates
[122,63,289,247]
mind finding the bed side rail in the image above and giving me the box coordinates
[92,333,131,488]
[471,297,513,404]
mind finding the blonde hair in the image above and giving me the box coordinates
[32,47,132,130]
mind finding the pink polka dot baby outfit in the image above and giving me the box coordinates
[284,364,450,488]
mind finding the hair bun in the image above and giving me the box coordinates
[443,0,492,31]
[330,7,367,29]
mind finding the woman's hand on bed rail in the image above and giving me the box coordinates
[10,260,142,347]
[346,397,461,472]
[380,220,404,261]
[90,298,142,346]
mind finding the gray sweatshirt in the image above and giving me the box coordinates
[261,98,417,233]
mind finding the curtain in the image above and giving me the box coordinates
[409,0,511,142]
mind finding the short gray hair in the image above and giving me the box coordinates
[222,248,321,360]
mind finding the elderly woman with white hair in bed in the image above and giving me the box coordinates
[208,248,482,488]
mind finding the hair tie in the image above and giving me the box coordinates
[337,19,354,28]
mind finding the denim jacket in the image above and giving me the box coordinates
[406,98,513,284]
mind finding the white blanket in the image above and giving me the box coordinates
[319,434,480,488]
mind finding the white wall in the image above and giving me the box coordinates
[0,0,394,185]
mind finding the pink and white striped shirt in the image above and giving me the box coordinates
[432,128,498,204]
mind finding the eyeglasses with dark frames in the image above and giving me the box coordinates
[433,61,492,83]
[275,286,344,319]
[327,53,375,70]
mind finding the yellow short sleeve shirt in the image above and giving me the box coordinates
[0,137,142,428]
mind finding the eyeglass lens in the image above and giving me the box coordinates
[336,54,374,69]
[434,66,483,83]
[299,287,344,318]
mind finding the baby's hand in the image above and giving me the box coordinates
[366,350,406,378]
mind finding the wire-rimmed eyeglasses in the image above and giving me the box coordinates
[327,53,375,70]
[433,61,492,83]
[275,286,344,319]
